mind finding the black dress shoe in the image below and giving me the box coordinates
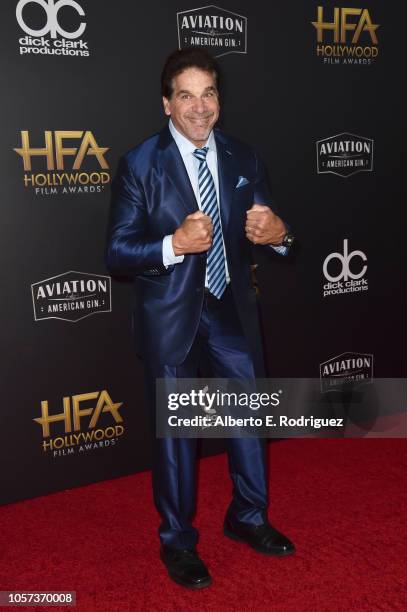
[160,546,212,589]
[223,517,295,556]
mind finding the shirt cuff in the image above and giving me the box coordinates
[163,234,185,266]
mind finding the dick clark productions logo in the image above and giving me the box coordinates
[323,239,368,298]
[16,0,90,57]
[31,271,112,322]
[177,5,247,57]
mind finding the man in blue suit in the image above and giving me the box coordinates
[106,49,295,589]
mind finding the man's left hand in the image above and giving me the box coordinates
[245,204,286,245]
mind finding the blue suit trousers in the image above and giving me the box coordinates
[144,286,268,549]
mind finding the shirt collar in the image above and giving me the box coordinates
[169,119,216,157]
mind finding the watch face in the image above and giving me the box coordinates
[283,233,294,247]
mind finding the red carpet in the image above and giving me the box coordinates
[1,439,407,611]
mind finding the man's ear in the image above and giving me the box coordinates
[162,97,171,116]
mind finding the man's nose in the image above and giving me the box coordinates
[192,97,206,113]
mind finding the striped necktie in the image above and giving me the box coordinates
[193,146,227,299]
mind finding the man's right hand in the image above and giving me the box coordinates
[172,211,213,255]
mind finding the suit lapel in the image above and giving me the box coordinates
[157,126,239,229]
[158,127,199,217]
[215,130,239,233]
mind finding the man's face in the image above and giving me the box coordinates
[163,67,220,147]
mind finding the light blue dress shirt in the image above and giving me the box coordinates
[162,120,287,275]
[163,119,230,284]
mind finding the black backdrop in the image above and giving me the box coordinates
[1,1,405,505]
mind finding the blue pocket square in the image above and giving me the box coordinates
[236,176,249,188]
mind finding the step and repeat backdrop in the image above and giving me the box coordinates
[0,1,405,504]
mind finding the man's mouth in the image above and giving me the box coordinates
[187,115,212,125]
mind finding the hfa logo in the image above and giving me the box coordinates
[177,5,247,57]
[16,0,90,57]
[311,6,379,65]
[323,239,368,298]
[14,130,110,195]
[34,390,125,456]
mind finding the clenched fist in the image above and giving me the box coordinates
[245,204,286,245]
[172,211,213,255]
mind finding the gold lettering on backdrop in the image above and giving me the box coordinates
[54,130,83,169]
[72,131,109,169]
[312,7,379,44]
[312,6,340,42]
[34,396,72,437]
[14,131,109,171]
[34,391,123,437]
[14,130,54,171]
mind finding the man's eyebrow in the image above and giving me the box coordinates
[176,86,217,96]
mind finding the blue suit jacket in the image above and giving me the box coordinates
[106,126,285,372]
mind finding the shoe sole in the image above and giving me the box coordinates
[167,571,213,589]
[223,527,295,557]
